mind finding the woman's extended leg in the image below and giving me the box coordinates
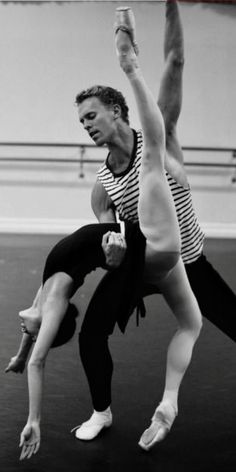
[115,7,202,451]
[115,7,180,278]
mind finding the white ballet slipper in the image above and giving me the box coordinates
[138,401,177,451]
[71,410,112,441]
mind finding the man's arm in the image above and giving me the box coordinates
[91,179,127,268]
[91,179,117,223]
[158,0,184,164]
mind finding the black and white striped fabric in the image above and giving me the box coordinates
[166,173,205,264]
[97,129,204,264]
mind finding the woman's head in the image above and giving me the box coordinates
[19,303,79,348]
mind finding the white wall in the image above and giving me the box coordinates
[0,1,236,236]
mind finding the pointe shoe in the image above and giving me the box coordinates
[115,7,139,56]
[138,401,177,451]
[71,410,112,441]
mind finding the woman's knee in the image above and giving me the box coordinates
[189,312,202,340]
[178,305,202,341]
[166,286,203,338]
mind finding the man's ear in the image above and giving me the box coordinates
[113,104,122,119]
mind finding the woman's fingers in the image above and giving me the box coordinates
[19,440,40,460]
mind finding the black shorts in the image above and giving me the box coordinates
[42,223,120,296]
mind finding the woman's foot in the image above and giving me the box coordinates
[138,401,177,451]
[115,7,139,75]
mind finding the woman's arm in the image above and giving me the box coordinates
[6,288,43,374]
[5,333,33,373]
[19,301,66,460]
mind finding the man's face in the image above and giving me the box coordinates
[78,96,116,146]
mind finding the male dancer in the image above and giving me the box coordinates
[74,1,236,450]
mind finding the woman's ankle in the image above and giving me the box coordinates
[116,31,139,74]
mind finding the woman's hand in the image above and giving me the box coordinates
[19,422,41,460]
[102,231,127,268]
[5,356,26,374]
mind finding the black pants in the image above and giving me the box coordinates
[79,253,236,411]
[79,270,124,411]
[79,222,146,411]
[185,254,236,341]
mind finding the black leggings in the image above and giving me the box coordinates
[79,253,236,411]
[79,270,122,411]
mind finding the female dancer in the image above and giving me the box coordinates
[9,222,125,460]
[114,7,202,451]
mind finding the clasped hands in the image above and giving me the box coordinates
[102,231,127,268]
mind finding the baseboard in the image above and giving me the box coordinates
[201,222,236,239]
[0,218,235,238]
[0,218,95,234]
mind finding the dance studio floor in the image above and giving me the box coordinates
[0,234,235,472]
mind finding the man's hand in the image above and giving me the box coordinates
[102,231,127,268]
[5,356,26,374]
[19,422,41,460]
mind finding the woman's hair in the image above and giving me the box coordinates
[51,303,79,348]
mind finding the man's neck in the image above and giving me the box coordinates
[107,125,134,173]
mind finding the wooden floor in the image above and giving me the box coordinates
[0,235,236,472]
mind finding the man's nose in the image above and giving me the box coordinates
[83,120,91,131]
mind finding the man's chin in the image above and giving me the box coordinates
[93,137,105,147]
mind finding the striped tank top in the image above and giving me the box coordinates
[97,129,205,264]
